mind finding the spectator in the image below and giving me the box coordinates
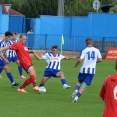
[27,28,33,34]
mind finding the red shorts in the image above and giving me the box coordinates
[20,62,33,72]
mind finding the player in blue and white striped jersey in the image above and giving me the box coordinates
[0,31,19,87]
[33,45,77,93]
[5,32,25,78]
[72,38,102,103]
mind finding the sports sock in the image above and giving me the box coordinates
[77,92,82,98]
[61,78,66,85]
[0,67,3,73]
[75,85,80,90]
[20,78,31,89]
[30,75,37,86]
[39,84,44,87]
[7,72,15,84]
[18,66,22,76]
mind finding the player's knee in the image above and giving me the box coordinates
[80,82,87,90]
[60,71,64,77]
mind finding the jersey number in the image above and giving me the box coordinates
[87,51,95,60]
[114,85,117,100]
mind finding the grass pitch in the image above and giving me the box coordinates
[0,59,115,117]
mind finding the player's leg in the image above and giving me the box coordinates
[18,65,38,93]
[71,81,82,99]
[56,71,71,89]
[38,68,51,91]
[39,77,49,87]
[72,74,94,103]
[13,56,26,78]
[0,66,3,78]
[2,63,20,87]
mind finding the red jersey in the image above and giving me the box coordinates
[100,74,117,117]
[9,42,32,64]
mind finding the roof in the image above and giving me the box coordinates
[0,3,24,16]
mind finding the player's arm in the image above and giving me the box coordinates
[64,55,77,60]
[97,50,102,63]
[27,50,35,53]
[0,46,10,52]
[72,50,84,68]
[72,58,82,68]
[97,58,102,63]
[100,84,105,101]
[33,52,43,60]
[0,53,9,64]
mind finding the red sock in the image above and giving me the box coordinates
[30,75,37,86]
[20,78,31,88]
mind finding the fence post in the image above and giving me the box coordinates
[45,34,47,52]
[102,37,105,53]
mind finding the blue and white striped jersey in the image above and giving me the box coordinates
[0,39,7,56]
[10,39,18,43]
[42,52,65,70]
[80,47,102,74]
[6,40,17,57]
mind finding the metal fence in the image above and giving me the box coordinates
[0,34,117,52]
[26,34,117,52]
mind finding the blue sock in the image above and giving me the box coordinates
[75,85,80,90]
[77,92,82,98]
[7,72,15,84]
[18,66,22,76]
[61,78,66,85]
[0,67,3,73]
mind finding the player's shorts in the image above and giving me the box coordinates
[0,59,7,67]
[78,73,94,85]
[43,68,60,78]
[8,56,18,62]
[20,62,33,72]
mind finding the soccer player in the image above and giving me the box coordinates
[0,32,26,78]
[71,38,102,103]
[100,60,117,117]
[33,45,77,93]
[0,33,19,87]
[0,34,39,93]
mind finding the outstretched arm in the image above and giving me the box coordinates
[72,58,82,68]
[33,52,43,60]
[64,55,77,60]
[0,46,9,52]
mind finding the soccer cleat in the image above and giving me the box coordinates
[12,82,20,87]
[20,75,26,79]
[0,75,3,78]
[33,86,39,91]
[72,96,78,103]
[63,84,71,89]
[71,90,78,99]
[17,88,27,93]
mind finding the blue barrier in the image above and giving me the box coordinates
[25,34,117,52]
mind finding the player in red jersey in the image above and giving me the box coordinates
[0,34,39,93]
[100,60,117,117]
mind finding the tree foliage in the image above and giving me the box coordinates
[0,0,117,17]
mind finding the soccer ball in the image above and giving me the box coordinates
[39,86,46,94]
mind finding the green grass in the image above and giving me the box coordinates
[0,59,115,117]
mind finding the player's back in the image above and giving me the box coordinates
[103,74,117,117]
[80,47,101,74]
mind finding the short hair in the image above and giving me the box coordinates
[5,31,13,36]
[13,32,18,35]
[52,45,58,50]
[19,34,26,38]
[86,38,93,45]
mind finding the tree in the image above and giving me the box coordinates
[64,0,95,16]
